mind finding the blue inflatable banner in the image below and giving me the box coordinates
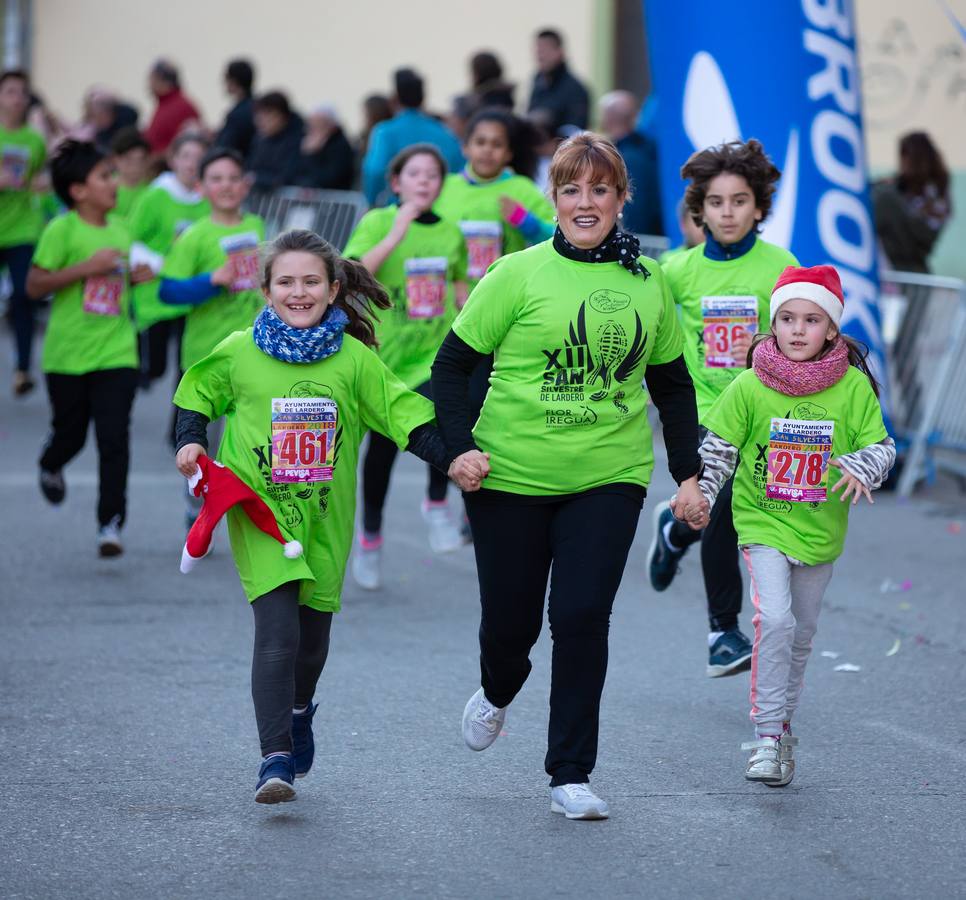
[645,0,888,389]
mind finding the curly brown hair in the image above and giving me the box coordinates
[681,139,780,228]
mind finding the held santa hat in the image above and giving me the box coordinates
[770,264,844,325]
[180,455,303,573]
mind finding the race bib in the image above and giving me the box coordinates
[766,418,834,502]
[270,397,338,484]
[701,296,758,368]
[220,231,261,292]
[460,221,502,280]
[82,262,125,316]
[1,144,30,189]
[403,257,448,319]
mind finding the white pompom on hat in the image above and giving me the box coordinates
[770,264,845,325]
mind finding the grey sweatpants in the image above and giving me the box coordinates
[741,544,834,736]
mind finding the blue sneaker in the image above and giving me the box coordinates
[292,703,318,778]
[707,630,753,678]
[255,754,296,804]
[647,501,689,592]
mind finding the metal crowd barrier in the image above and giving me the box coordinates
[879,269,966,496]
[246,187,370,251]
[634,233,671,261]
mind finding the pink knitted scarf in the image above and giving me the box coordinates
[752,336,850,396]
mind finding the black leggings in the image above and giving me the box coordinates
[251,582,333,755]
[668,475,742,632]
[464,487,643,787]
[361,379,447,534]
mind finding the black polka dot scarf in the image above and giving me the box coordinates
[552,225,651,280]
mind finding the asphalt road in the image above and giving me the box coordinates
[2,339,964,899]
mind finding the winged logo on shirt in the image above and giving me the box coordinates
[566,301,648,401]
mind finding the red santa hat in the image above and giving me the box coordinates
[180,455,303,573]
[770,264,845,325]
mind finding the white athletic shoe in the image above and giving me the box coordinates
[462,687,506,751]
[97,516,123,558]
[742,736,783,783]
[550,783,610,820]
[422,500,463,553]
[765,732,799,788]
[351,538,382,590]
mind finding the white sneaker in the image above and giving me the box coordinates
[351,537,382,590]
[422,500,463,553]
[97,516,123,558]
[550,783,610,820]
[741,736,783,783]
[765,732,799,788]
[462,687,506,751]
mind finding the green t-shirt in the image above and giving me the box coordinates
[436,171,554,285]
[161,214,266,370]
[453,240,684,495]
[174,330,435,611]
[662,239,798,418]
[0,125,46,248]
[112,182,149,226]
[343,206,467,389]
[702,366,888,564]
[33,211,138,375]
[129,183,210,331]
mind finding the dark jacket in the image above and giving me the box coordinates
[292,127,355,190]
[527,62,589,132]
[616,131,664,236]
[246,113,304,193]
[216,96,256,159]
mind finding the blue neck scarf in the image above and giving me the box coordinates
[703,227,757,261]
[252,305,349,364]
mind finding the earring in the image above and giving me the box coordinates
[552,214,558,222]
[618,212,624,220]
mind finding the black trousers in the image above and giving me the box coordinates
[668,474,743,632]
[1,243,36,372]
[39,368,138,527]
[251,581,333,755]
[361,379,447,534]
[139,316,185,384]
[464,486,643,786]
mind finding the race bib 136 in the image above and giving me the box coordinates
[701,296,758,368]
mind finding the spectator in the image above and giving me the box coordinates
[468,51,515,110]
[293,105,354,190]
[144,59,202,156]
[599,90,663,235]
[358,94,392,160]
[659,197,707,264]
[216,58,256,159]
[361,68,463,205]
[872,131,951,273]
[87,88,139,154]
[246,90,303,194]
[527,29,589,132]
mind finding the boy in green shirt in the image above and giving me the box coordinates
[0,69,47,395]
[649,139,798,677]
[109,127,151,225]
[26,140,154,557]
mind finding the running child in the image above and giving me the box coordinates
[109,127,151,225]
[173,229,484,803]
[0,69,47,396]
[675,264,894,786]
[130,131,210,386]
[650,139,798,677]
[26,140,154,556]
[343,143,468,588]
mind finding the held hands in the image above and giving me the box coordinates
[85,247,123,277]
[729,329,754,364]
[129,263,155,285]
[670,476,710,530]
[448,450,490,492]
[175,443,205,478]
[829,459,874,505]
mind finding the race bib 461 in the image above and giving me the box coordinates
[701,296,758,368]
[766,418,834,502]
[270,397,337,483]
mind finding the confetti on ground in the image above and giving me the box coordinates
[834,663,862,672]
[886,638,901,657]
[898,602,912,611]
[820,650,841,659]
[947,521,962,535]
[901,579,913,591]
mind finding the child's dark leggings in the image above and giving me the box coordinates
[361,379,447,534]
[251,581,332,755]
